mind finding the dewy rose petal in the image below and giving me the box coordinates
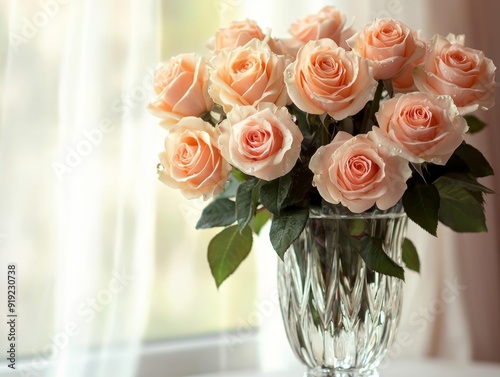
[158,117,230,200]
[285,38,378,120]
[209,39,290,112]
[413,34,496,114]
[147,54,213,128]
[372,92,468,165]
[309,132,411,213]
[347,18,425,81]
[216,104,303,181]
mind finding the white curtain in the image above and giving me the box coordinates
[1,0,160,376]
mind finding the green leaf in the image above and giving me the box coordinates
[236,179,259,232]
[359,236,405,281]
[465,115,487,134]
[259,174,293,215]
[207,225,253,288]
[402,183,440,236]
[270,208,309,260]
[216,174,240,199]
[250,209,271,235]
[196,199,236,229]
[282,164,314,208]
[453,143,494,178]
[434,173,494,194]
[402,238,420,273]
[348,219,366,237]
[434,181,487,232]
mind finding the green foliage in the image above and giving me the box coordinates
[359,236,405,281]
[402,183,440,236]
[196,199,236,229]
[236,179,260,232]
[402,238,420,273]
[465,115,487,134]
[207,225,253,288]
[270,208,309,260]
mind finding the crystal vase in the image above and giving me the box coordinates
[277,202,407,377]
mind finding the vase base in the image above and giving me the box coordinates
[305,367,378,377]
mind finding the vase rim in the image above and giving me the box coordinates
[309,201,406,219]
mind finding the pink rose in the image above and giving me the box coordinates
[372,92,468,165]
[216,104,303,181]
[158,117,230,200]
[289,6,348,45]
[309,131,411,213]
[392,33,428,93]
[347,18,425,80]
[413,34,496,114]
[148,54,213,128]
[285,38,378,120]
[209,39,290,112]
[267,37,304,61]
[211,19,266,51]
[276,6,354,60]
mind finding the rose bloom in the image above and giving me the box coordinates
[413,33,496,114]
[392,32,428,93]
[347,18,425,80]
[148,54,213,128]
[372,92,468,165]
[289,6,347,45]
[273,6,354,59]
[285,38,378,120]
[209,39,290,112]
[211,19,266,51]
[309,131,411,213]
[216,103,303,181]
[158,117,230,200]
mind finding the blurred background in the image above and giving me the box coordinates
[0,0,499,376]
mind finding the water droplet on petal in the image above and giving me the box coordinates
[156,163,165,174]
[311,180,317,187]
[291,115,297,122]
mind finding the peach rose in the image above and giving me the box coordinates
[216,104,303,181]
[413,33,496,114]
[158,117,230,200]
[392,33,428,93]
[347,18,425,80]
[285,38,378,120]
[289,6,347,45]
[372,92,468,165]
[211,19,266,51]
[148,54,213,128]
[309,131,411,213]
[267,37,304,61]
[209,39,290,112]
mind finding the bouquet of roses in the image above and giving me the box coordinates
[149,7,496,287]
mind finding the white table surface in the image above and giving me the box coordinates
[185,358,500,377]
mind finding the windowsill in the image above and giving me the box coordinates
[182,358,500,377]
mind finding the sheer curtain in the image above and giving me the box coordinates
[1,0,160,376]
